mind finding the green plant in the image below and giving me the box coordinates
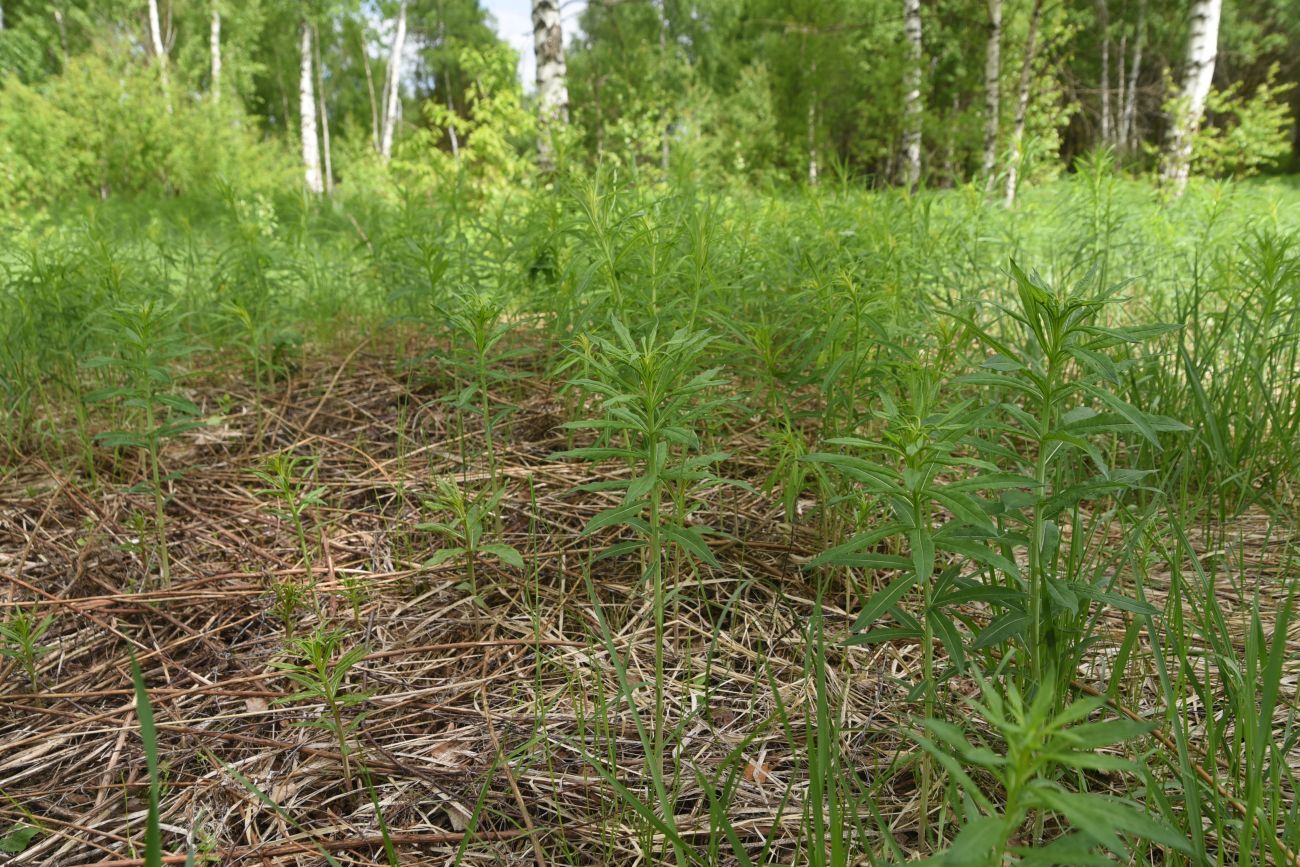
[416,477,523,598]
[270,628,371,790]
[954,263,1186,699]
[911,664,1191,863]
[555,319,732,864]
[269,579,309,637]
[0,608,57,693]
[84,300,204,586]
[439,290,523,482]
[128,649,169,867]
[251,453,327,571]
[341,576,369,628]
[806,371,1023,845]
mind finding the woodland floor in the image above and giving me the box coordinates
[0,341,1295,865]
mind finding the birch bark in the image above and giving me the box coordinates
[301,23,324,194]
[1162,0,1221,193]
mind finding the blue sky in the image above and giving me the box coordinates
[480,0,586,88]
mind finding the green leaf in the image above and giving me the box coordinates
[663,524,721,567]
[582,501,646,536]
[128,650,164,867]
[481,543,526,569]
[972,612,1027,650]
[425,547,466,566]
[850,573,918,633]
[0,825,39,853]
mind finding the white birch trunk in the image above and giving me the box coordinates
[1097,0,1111,144]
[901,0,923,189]
[532,0,568,123]
[300,23,323,194]
[380,0,407,162]
[314,25,333,194]
[981,0,1002,190]
[532,0,568,167]
[807,97,818,185]
[360,31,380,152]
[147,0,171,108]
[1120,0,1145,150]
[210,1,221,104]
[1003,0,1043,207]
[1163,0,1220,193]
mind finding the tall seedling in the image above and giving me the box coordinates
[85,301,204,586]
[441,290,523,484]
[955,263,1186,699]
[554,319,731,865]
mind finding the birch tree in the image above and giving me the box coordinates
[900,0,923,189]
[300,23,324,194]
[359,29,380,151]
[1097,0,1111,144]
[1119,0,1146,150]
[532,0,568,166]
[210,1,221,104]
[147,0,171,107]
[1003,0,1043,206]
[314,25,334,193]
[981,0,1002,189]
[1162,0,1221,193]
[380,0,407,161]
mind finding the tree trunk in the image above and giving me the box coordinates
[1116,33,1125,146]
[981,0,1002,190]
[1162,0,1218,193]
[1120,0,1145,151]
[210,1,221,104]
[360,30,380,152]
[314,25,333,194]
[1097,0,1110,144]
[807,99,818,185]
[380,0,407,161]
[901,0,923,190]
[532,0,569,167]
[659,0,670,172]
[147,0,171,108]
[1003,0,1043,207]
[54,5,69,68]
[300,23,323,194]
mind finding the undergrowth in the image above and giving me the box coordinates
[0,168,1298,864]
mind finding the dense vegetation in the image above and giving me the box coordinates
[2,0,1300,865]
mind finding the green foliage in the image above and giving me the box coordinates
[0,49,289,212]
[392,43,535,191]
[0,608,57,693]
[416,477,523,597]
[270,628,371,790]
[1196,65,1296,179]
[83,300,205,586]
[128,649,167,867]
[252,453,327,570]
[911,669,1190,864]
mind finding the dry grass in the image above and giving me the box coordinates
[0,340,1295,865]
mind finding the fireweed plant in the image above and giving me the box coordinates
[555,319,733,865]
[83,301,205,586]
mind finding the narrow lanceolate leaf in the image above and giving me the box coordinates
[480,543,526,570]
[663,524,720,567]
[581,501,646,536]
[128,650,164,867]
[972,612,1027,649]
[850,573,917,633]
[1079,383,1162,446]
